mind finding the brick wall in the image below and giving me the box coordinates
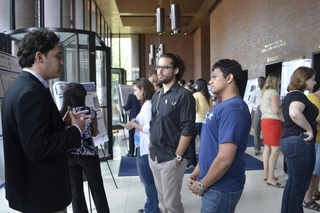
[194,26,211,82]
[210,0,320,79]
[144,33,194,81]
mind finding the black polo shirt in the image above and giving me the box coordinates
[149,82,195,163]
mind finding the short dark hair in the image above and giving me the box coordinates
[160,53,186,81]
[133,78,155,105]
[212,59,243,88]
[178,79,186,86]
[287,67,316,92]
[17,30,60,68]
[60,82,87,117]
[148,69,157,77]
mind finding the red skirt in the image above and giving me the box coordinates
[261,119,283,146]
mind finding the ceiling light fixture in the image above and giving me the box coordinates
[156,3,181,34]
[149,43,165,65]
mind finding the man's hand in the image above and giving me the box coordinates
[187,174,197,189]
[174,158,182,167]
[188,180,205,196]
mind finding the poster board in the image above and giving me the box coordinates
[0,51,21,189]
[118,84,133,114]
[53,81,109,147]
[118,84,133,106]
[280,59,312,98]
[243,78,259,112]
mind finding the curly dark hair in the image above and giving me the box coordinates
[133,77,155,105]
[17,30,60,68]
[60,82,87,117]
[160,52,186,81]
[212,59,243,89]
[287,67,316,92]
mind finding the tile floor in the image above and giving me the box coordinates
[0,131,317,213]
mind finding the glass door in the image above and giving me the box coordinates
[4,28,114,159]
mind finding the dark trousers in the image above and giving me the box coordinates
[280,135,315,213]
[68,154,110,213]
[252,109,262,151]
[128,128,135,155]
[188,123,202,167]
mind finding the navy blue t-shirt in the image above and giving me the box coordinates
[198,96,251,192]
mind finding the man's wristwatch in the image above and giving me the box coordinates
[198,181,206,191]
[175,154,183,161]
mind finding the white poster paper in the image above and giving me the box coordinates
[280,59,312,98]
[243,78,259,112]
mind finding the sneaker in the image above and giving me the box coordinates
[137,209,145,213]
[186,165,195,169]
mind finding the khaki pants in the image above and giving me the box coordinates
[149,155,187,213]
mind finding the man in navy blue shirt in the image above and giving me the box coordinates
[188,59,251,213]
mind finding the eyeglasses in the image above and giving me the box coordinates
[211,74,228,79]
[155,65,173,70]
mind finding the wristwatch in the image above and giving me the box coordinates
[175,154,183,161]
[198,181,205,191]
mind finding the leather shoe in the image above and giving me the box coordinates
[137,209,145,213]
[125,153,134,157]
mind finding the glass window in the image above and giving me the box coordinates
[91,0,96,32]
[111,35,140,84]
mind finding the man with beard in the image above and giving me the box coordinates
[149,53,195,213]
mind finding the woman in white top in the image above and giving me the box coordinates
[187,78,212,168]
[259,73,284,188]
[126,78,160,213]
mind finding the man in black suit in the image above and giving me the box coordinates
[1,30,87,213]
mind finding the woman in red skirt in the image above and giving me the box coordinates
[260,73,284,188]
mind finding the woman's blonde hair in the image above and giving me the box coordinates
[261,73,280,98]
[287,67,316,92]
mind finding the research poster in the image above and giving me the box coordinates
[280,59,312,98]
[118,84,133,106]
[118,84,134,114]
[243,78,259,112]
[0,51,21,189]
[53,81,109,147]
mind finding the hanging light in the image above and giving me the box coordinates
[171,4,181,31]
[156,8,165,33]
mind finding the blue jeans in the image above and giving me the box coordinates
[136,148,160,213]
[188,122,202,166]
[280,134,315,213]
[201,188,243,213]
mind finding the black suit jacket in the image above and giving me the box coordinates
[1,71,81,213]
[123,93,141,120]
